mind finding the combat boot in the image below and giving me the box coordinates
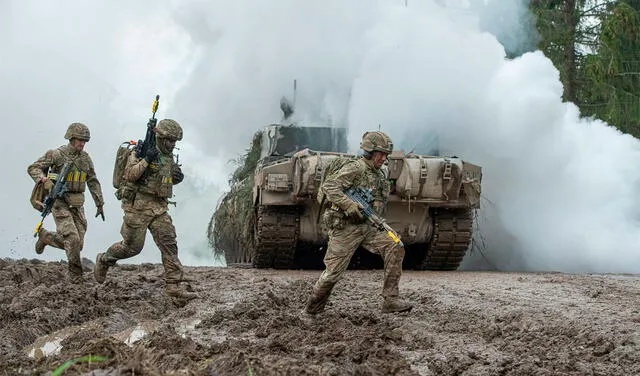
[35,229,46,254]
[382,298,413,313]
[94,253,110,284]
[165,283,198,301]
[304,287,332,315]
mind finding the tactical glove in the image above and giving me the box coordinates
[172,165,184,184]
[145,148,159,163]
[344,201,364,219]
[43,179,55,193]
[95,205,105,221]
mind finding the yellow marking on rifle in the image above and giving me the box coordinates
[34,221,43,236]
[388,230,400,244]
[152,95,160,113]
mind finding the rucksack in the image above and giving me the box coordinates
[315,155,358,206]
[112,141,137,200]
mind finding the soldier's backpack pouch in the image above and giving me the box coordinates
[30,180,46,212]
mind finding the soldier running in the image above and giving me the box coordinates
[28,123,105,283]
[305,131,413,314]
[94,119,196,300]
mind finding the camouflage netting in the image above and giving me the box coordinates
[208,132,262,262]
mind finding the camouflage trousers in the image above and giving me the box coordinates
[38,200,87,277]
[314,223,405,298]
[103,210,184,284]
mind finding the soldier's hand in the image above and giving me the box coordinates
[95,205,105,221]
[172,165,184,184]
[42,178,54,192]
[345,201,364,219]
[145,148,159,163]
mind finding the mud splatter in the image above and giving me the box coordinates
[1,258,639,375]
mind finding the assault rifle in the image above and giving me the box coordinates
[34,163,72,237]
[135,95,160,160]
[344,187,404,247]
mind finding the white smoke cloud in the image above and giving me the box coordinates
[2,0,640,272]
[0,0,215,265]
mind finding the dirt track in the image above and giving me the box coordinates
[1,257,639,375]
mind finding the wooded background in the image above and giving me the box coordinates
[529,0,640,136]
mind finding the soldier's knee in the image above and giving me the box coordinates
[122,237,144,253]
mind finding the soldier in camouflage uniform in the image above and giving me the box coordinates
[93,119,196,300]
[305,131,413,314]
[27,123,105,283]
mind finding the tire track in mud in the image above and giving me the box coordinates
[1,258,639,375]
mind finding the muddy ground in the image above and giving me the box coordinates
[1,257,639,375]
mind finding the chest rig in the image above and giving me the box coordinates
[137,154,174,198]
[48,147,88,193]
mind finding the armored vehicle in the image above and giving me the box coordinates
[209,108,482,271]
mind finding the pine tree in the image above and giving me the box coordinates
[582,2,640,135]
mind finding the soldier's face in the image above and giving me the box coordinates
[372,151,388,169]
[162,138,177,153]
[70,139,86,151]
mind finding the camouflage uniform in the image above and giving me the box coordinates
[94,119,195,300]
[305,131,412,314]
[27,123,104,283]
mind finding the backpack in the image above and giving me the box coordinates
[315,156,358,206]
[112,141,137,200]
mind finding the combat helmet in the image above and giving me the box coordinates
[155,119,183,141]
[360,131,393,154]
[64,123,91,142]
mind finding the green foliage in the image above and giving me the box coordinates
[621,0,640,11]
[231,132,262,185]
[583,2,640,135]
[209,132,262,260]
[531,0,640,137]
[52,355,108,376]
[531,0,594,102]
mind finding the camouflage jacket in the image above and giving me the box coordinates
[27,144,104,208]
[321,157,390,215]
[122,150,180,216]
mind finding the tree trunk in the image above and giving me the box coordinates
[563,0,578,103]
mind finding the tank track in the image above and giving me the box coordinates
[416,208,473,270]
[253,205,299,269]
